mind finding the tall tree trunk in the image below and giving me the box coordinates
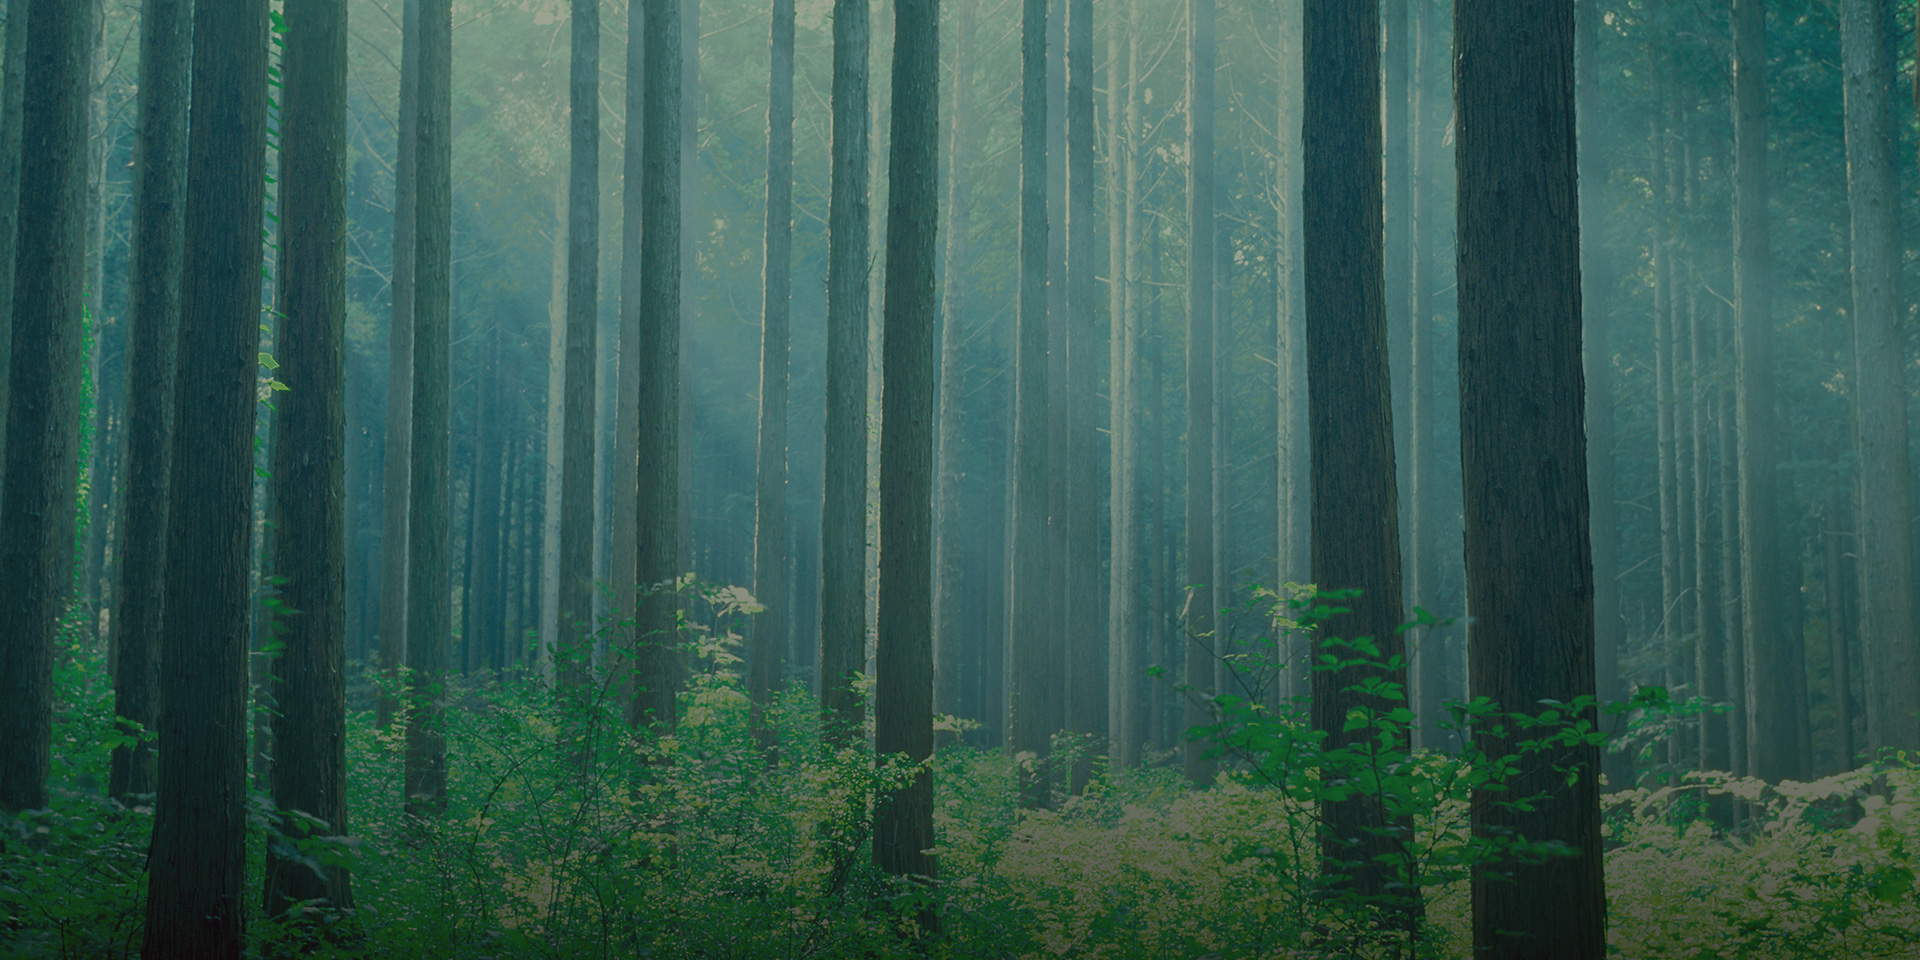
[1456,3,1604,956]
[142,0,269,948]
[377,0,420,729]
[1008,0,1053,792]
[108,0,191,803]
[1274,0,1307,699]
[469,336,506,673]
[873,0,938,894]
[1107,0,1141,768]
[934,0,975,732]
[1303,0,1409,908]
[1410,0,1446,749]
[1063,0,1102,789]
[1732,0,1792,782]
[1383,0,1410,589]
[538,176,565,677]
[0,0,31,469]
[1651,90,1681,753]
[1825,488,1857,770]
[556,0,600,691]
[632,0,683,732]
[1717,305,1746,782]
[676,0,698,579]
[819,0,870,744]
[264,0,353,915]
[751,0,795,736]
[613,0,644,665]
[1181,0,1215,788]
[0,0,90,816]
[404,0,453,815]
[1693,249,1728,793]
[1839,0,1917,759]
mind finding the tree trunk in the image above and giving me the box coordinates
[632,0,683,732]
[1456,2,1604,956]
[1383,0,1409,591]
[1825,489,1857,770]
[0,0,90,816]
[142,0,269,948]
[108,0,191,803]
[1732,0,1793,782]
[934,0,975,732]
[404,0,453,815]
[872,0,938,894]
[554,0,600,692]
[1303,0,1409,908]
[1008,0,1053,792]
[0,0,31,469]
[1717,305,1746,782]
[751,0,795,736]
[1410,0,1446,749]
[1274,0,1307,700]
[1181,0,1215,789]
[264,0,353,915]
[613,0,644,665]
[1839,0,1917,759]
[377,0,420,729]
[1106,0,1141,768]
[1063,0,1102,790]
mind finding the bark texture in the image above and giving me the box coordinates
[142,0,269,950]
[265,0,354,915]
[557,0,601,686]
[1456,1,1605,955]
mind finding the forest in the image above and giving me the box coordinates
[2,0,1920,956]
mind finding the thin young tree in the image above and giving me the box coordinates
[1008,0,1054,792]
[1302,0,1408,907]
[264,0,354,916]
[1456,0,1605,955]
[142,0,270,951]
[750,0,796,737]
[108,0,192,802]
[404,0,453,814]
[818,0,871,745]
[1838,0,1917,758]
[557,0,600,689]
[632,0,683,731]
[873,0,939,896]
[1181,0,1216,789]
[0,0,91,815]
[377,0,420,728]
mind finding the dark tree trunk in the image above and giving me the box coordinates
[403,0,453,815]
[818,0,870,744]
[378,0,420,730]
[0,0,92,815]
[264,0,353,915]
[109,0,192,803]
[1732,0,1794,780]
[1181,0,1215,789]
[0,0,31,469]
[1063,0,1102,790]
[1456,1,1605,955]
[1303,0,1409,908]
[1008,0,1053,790]
[142,0,270,949]
[632,0,683,731]
[873,0,939,895]
[556,0,600,692]
[751,0,795,736]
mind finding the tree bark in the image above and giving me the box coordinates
[632,0,683,732]
[377,0,420,728]
[1008,0,1054,790]
[142,0,269,948]
[1303,0,1409,907]
[819,0,871,745]
[1063,0,1102,789]
[872,0,939,894]
[1106,0,1141,768]
[1732,0,1793,781]
[264,0,353,915]
[404,0,453,815]
[554,0,601,692]
[0,0,91,815]
[1181,0,1215,789]
[1456,2,1605,955]
[751,0,795,735]
[1839,0,1917,758]
[934,0,975,732]
[0,0,31,469]
[613,0,644,665]
[1275,0,1307,701]
[108,0,191,803]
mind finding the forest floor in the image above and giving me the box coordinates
[5,641,1920,960]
